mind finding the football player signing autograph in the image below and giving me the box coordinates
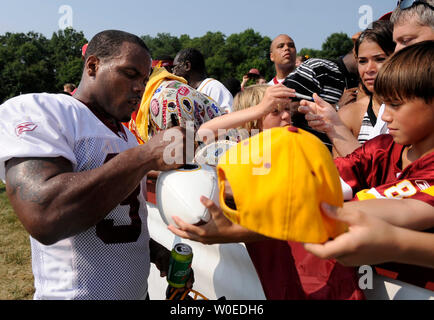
[0,30,193,300]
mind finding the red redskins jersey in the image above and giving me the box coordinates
[335,134,434,290]
[335,134,434,205]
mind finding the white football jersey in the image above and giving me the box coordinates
[0,93,150,300]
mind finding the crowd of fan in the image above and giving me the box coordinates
[0,0,433,300]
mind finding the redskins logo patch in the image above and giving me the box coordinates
[15,122,38,137]
[151,99,160,116]
[181,97,193,114]
[167,101,177,112]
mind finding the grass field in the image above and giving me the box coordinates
[0,182,34,300]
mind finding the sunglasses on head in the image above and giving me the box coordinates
[397,0,434,10]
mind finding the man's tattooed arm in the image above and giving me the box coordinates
[6,157,72,206]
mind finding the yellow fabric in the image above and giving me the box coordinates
[217,126,347,244]
[355,189,378,200]
[422,186,434,197]
[135,67,187,142]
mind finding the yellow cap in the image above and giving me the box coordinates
[217,126,346,243]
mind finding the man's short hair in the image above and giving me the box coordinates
[391,0,434,29]
[375,40,434,104]
[269,34,294,53]
[85,30,150,62]
[175,48,206,73]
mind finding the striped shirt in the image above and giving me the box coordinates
[358,113,374,144]
[283,58,347,152]
[284,58,346,105]
[357,96,377,144]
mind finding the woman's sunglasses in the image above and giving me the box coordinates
[397,0,434,10]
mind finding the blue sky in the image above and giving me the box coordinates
[1,0,395,50]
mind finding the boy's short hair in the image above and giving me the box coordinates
[391,0,434,29]
[375,40,434,104]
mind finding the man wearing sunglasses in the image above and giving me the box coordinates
[392,0,434,51]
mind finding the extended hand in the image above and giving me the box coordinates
[257,84,296,116]
[167,196,263,244]
[146,126,186,171]
[298,93,341,134]
[304,202,398,267]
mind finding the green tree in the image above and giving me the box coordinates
[298,48,323,59]
[0,28,359,104]
[49,28,87,91]
[321,32,353,60]
[181,31,226,59]
[176,29,272,82]
[0,32,54,102]
[222,29,273,81]
[142,33,182,60]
